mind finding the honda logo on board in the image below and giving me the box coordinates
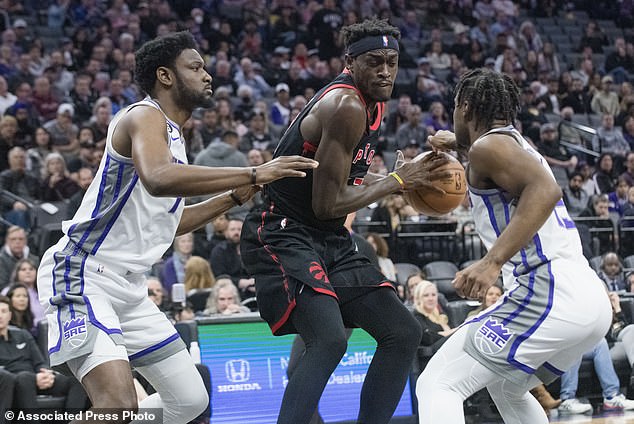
[225,359,250,383]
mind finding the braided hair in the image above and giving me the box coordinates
[454,68,521,131]
[340,17,400,48]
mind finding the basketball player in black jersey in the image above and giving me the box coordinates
[240,18,452,424]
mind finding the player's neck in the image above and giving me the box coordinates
[151,95,191,127]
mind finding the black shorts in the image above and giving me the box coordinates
[240,205,394,335]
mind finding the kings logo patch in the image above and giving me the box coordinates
[474,317,513,355]
[63,315,88,348]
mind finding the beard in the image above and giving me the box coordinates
[173,72,214,111]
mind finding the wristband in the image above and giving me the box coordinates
[251,167,257,185]
[389,171,405,190]
[229,191,243,206]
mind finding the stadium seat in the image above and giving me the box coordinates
[423,260,460,301]
[394,262,421,286]
[445,300,479,328]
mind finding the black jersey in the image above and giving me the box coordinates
[267,71,384,231]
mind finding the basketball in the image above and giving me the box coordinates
[403,151,467,217]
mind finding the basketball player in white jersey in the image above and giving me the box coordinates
[416,68,612,423]
[36,32,317,424]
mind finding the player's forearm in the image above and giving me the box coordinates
[144,164,253,197]
[313,174,401,219]
[486,183,561,266]
[176,191,237,235]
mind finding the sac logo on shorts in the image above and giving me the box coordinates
[474,317,512,355]
[63,315,88,348]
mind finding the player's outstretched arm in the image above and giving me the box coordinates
[120,106,318,198]
[176,184,259,235]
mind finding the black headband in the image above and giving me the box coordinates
[347,35,399,57]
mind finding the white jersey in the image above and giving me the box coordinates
[61,98,187,273]
[468,125,586,288]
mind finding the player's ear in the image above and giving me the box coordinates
[156,66,173,88]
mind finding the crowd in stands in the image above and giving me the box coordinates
[3,0,634,421]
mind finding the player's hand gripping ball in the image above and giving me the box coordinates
[403,151,467,217]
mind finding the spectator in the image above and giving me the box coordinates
[43,103,79,162]
[147,277,168,311]
[597,251,628,293]
[184,255,216,294]
[0,115,21,170]
[66,166,93,219]
[558,338,634,414]
[605,37,634,82]
[592,153,618,194]
[270,82,291,128]
[209,218,253,300]
[563,171,590,217]
[579,20,609,54]
[384,94,411,137]
[412,280,456,353]
[307,0,343,60]
[5,283,34,335]
[66,73,97,125]
[537,42,561,79]
[396,104,426,150]
[240,108,277,153]
[622,116,634,150]
[467,285,503,318]
[592,114,629,172]
[198,108,223,148]
[403,271,426,311]
[234,57,271,100]
[88,98,112,148]
[365,232,397,281]
[424,101,452,136]
[31,76,60,124]
[579,194,614,253]
[561,77,592,114]
[0,295,89,412]
[537,76,562,115]
[0,147,39,230]
[0,75,15,115]
[25,127,52,181]
[194,129,248,170]
[203,277,250,315]
[577,160,600,197]
[535,122,578,187]
[39,152,80,202]
[607,176,630,218]
[621,152,634,186]
[160,232,194,297]
[591,76,620,116]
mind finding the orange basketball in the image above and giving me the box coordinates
[403,151,467,217]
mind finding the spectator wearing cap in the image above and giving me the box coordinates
[535,122,578,187]
[591,75,620,116]
[396,105,426,151]
[43,103,79,162]
[12,19,32,54]
[234,57,272,100]
[262,46,290,87]
[271,83,291,127]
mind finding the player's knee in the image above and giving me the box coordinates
[171,383,209,422]
[314,331,348,366]
[388,314,422,354]
[92,385,138,411]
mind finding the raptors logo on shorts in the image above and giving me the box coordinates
[309,261,329,283]
[474,318,513,355]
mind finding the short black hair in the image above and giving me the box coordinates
[135,31,198,97]
[454,68,521,131]
[340,17,400,49]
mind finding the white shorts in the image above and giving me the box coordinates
[37,237,185,376]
